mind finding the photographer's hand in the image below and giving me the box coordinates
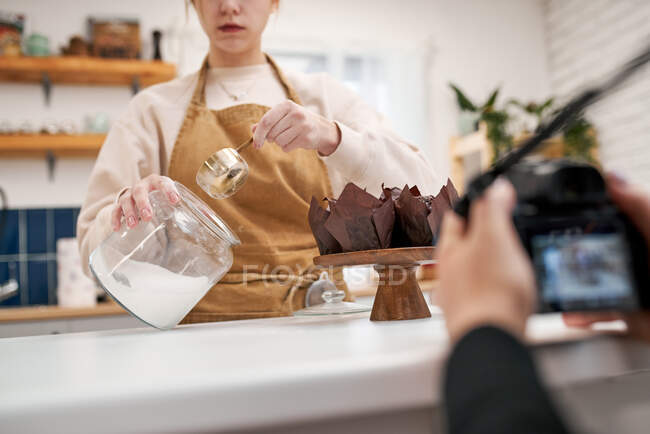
[563,173,650,341]
[437,178,536,343]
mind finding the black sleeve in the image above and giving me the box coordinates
[443,326,571,434]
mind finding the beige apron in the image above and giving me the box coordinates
[169,55,348,323]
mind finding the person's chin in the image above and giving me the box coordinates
[213,38,251,54]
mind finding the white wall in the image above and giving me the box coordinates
[428,0,552,177]
[543,0,650,189]
[0,0,551,208]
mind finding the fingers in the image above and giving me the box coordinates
[562,311,623,327]
[253,101,293,148]
[132,184,152,222]
[266,112,294,144]
[116,176,180,231]
[133,176,179,223]
[119,193,138,229]
[438,210,465,256]
[111,204,123,232]
[606,172,650,241]
[276,127,302,152]
[485,178,517,219]
[151,175,180,204]
[468,177,517,238]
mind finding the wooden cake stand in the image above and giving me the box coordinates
[314,247,435,321]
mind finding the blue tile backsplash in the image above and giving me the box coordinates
[27,209,48,254]
[0,261,20,307]
[0,207,81,307]
[27,260,50,306]
[0,210,19,256]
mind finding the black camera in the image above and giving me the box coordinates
[507,158,650,312]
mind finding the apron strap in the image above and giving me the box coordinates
[191,56,210,106]
[190,54,302,107]
[265,54,303,105]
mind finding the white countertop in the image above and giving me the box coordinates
[1,309,649,434]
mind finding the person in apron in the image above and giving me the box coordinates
[77,0,441,323]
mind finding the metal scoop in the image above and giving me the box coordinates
[196,137,253,199]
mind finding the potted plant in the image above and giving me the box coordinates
[450,83,496,135]
[508,97,555,133]
[509,98,598,163]
[450,83,513,161]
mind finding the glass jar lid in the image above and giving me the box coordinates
[174,182,240,246]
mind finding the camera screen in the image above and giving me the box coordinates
[531,232,638,310]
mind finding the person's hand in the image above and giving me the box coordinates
[251,100,341,156]
[437,178,536,343]
[563,173,650,341]
[111,175,180,232]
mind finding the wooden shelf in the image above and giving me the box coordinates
[0,134,105,157]
[0,56,176,87]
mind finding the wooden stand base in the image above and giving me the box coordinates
[313,247,435,322]
[370,265,431,321]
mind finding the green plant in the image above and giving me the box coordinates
[509,98,597,163]
[508,97,555,131]
[563,117,597,163]
[450,83,499,113]
[482,110,513,160]
[449,83,512,161]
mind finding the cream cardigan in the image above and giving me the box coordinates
[77,63,442,273]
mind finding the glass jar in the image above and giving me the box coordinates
[89,182,240,330]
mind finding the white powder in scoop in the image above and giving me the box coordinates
[103,259,211,329]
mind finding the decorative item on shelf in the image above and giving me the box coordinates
[17,120,38,134]
[24,33,50,57]
[0,12,24,57]
[59,119,78,135]
[61,35,90,56]
[0,119,11,134]
[40,118,59,135]
[84,113,110,134]
[152,29,162,61]
[0,119,81,136]
[88,17,140,59]
[33,119,77,135]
